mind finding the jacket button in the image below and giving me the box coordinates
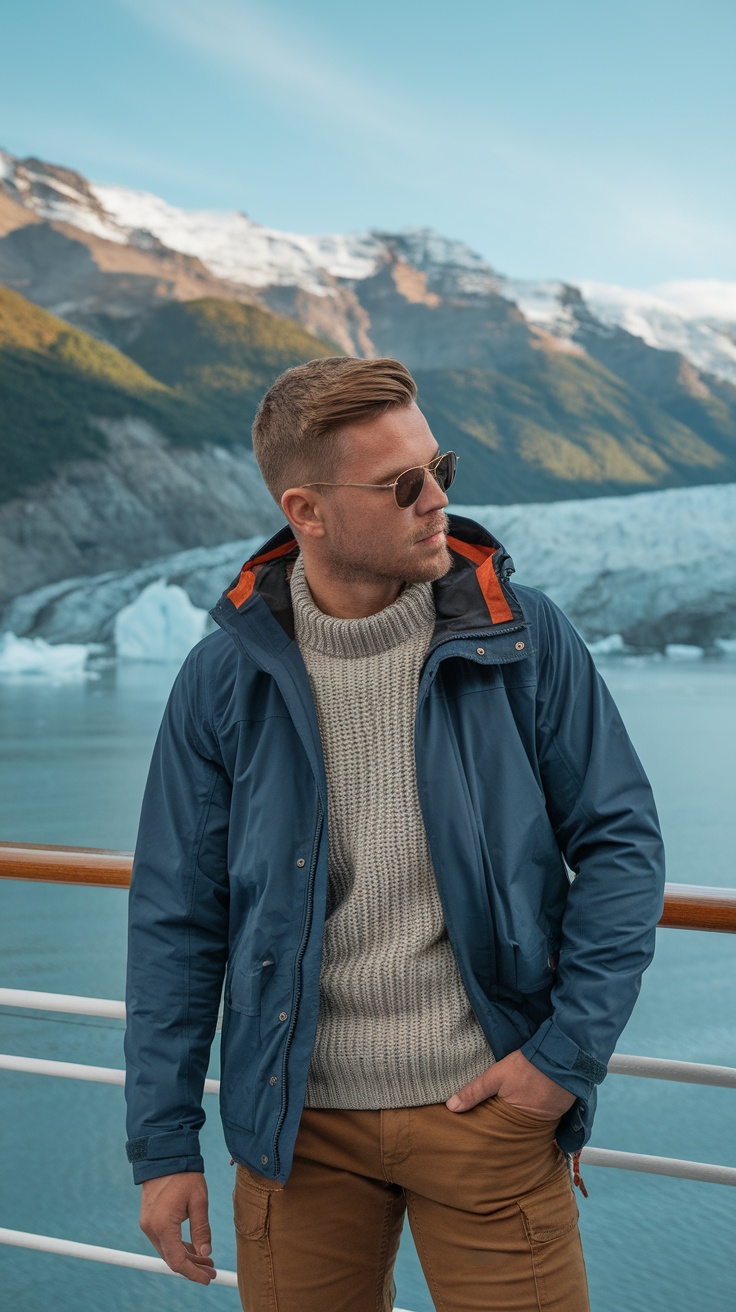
[278,1011,288,1022]
[296,858,306,868]
[269,1075,278,1086]
[476,646,485,655]
[515,641,525,650]
[261,1154,268,1166]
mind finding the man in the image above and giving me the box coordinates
[125,355,665,1311]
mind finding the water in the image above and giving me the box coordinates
[1,659,735,1311]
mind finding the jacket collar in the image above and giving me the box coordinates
[211,515,526,655]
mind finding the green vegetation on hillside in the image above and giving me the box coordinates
[416,353,731,503]
[0,288,321,502]
[4,284,735,511]
[122,298,736,502]
[122,298,338,428]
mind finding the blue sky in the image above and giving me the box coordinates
[2,0,734,287]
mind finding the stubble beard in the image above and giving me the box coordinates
[324,511,453,588]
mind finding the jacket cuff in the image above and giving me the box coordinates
[126,1130,204,1185]
[520,1017,607,1101]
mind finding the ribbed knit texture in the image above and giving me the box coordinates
[290,554,494,1109]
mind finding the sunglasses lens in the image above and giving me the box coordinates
[394,453,457,507]
[434,452,456,492]
[395,468,426,508]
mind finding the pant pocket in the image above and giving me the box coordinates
[490,1096,560,1128]
[517,1166,579,1243]
[516,1166,589,1310]
[233,1165,276,1240]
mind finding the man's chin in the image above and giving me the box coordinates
[405,541,453,583]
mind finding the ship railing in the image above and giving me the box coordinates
[2,843,735,1297]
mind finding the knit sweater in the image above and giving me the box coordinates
[290,554,494,1108]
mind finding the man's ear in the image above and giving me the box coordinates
[281,487,327,539]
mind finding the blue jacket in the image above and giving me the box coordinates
[125,515,665,1185]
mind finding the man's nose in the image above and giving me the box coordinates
[417,468,450,515]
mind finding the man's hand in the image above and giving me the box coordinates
[446,1049,576,1118]
[140,1171,216,1284]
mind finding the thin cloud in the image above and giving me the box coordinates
[109,0,554,199]
[113,0,431,153]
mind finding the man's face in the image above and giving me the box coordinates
[313,402,453,588]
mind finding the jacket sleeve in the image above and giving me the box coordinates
[519,593,666,1101]
[124,641,231,1183]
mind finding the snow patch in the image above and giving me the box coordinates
[651,280,736,325]
[497,278,576,339]
[92,183,384,292]
[586,634,626,656]
[497,275,736,386]
[114,581,208,662]
[0,632,91,678]
[577,280,736,386]
[665,644,706,661]
[91,188,496,296]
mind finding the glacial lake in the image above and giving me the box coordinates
[0,657,734,1312]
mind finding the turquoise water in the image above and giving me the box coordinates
[0,659,735,1311]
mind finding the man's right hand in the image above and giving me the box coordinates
[140,1171,216,1284]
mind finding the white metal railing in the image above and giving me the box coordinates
[2,985,735,1295]
[2,988,735,1184]
[0,1052,220,1094]
[0,987,126,1019]
[0,1227,240,1286]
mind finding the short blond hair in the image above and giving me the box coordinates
[252,356,417,503]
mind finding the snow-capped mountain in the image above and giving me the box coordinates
[3,147,735,386]
[502,277,736,388]
[0,149,496,299]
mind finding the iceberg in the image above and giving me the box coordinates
[0,632,91,678]
[114,581,209,662]
[585,634,626,656]
[665,644,705,661]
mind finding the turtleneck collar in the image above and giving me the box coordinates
[290,553,436,659]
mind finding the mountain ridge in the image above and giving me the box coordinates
[2,148,736,612]
[3,147,735,382]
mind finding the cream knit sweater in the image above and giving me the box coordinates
[290,554,494,1108]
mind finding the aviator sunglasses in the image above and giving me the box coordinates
[303,450,457,509]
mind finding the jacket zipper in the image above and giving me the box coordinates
[271,798,323,1174]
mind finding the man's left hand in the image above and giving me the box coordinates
[445,1049,576,1118]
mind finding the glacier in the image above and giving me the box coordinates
[457,482,736,650]
[1,485,734,662]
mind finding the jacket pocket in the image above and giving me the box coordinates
[227,959,273,1017]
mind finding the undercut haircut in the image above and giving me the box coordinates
[252,356,418,505]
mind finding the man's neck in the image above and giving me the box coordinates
[298,556,404,619]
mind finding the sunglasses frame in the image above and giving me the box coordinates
[302,450,457,509]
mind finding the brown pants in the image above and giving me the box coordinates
[233,1097,589,1312]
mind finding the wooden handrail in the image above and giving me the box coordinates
[0,843,133,889]
[1,843,735,933]
[657,883,736,933]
